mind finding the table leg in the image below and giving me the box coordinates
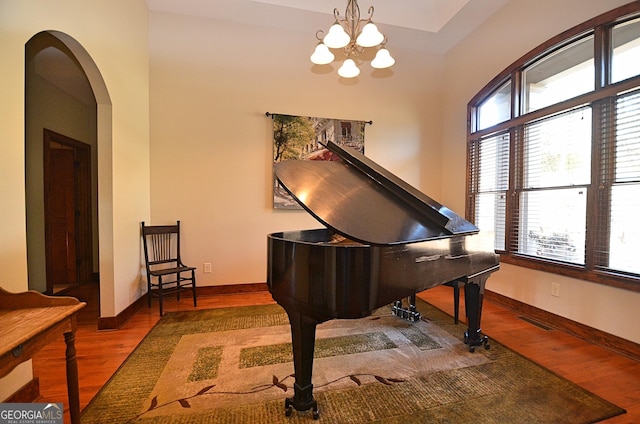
[64,331,80,424]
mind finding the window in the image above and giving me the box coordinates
[469,132,509,250]
[595,91,640,275]
[612,17,640,83]
[467,4,640,290]
[522,35,594,113]
[517,107,591,264]
[477,81,511,130]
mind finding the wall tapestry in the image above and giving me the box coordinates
[270,113,367,209]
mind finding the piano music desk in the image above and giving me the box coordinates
[0,287,85,424]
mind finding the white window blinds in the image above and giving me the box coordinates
[596,90,640,275]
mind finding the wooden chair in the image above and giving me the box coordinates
[141,221,197,316]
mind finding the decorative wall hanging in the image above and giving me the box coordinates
[267,112,369,209]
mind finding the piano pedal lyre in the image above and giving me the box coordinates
[391,294,421,322]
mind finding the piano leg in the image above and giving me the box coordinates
[284,310,320,420]
[463,274,491,353]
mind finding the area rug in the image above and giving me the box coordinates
[82,300,625,423]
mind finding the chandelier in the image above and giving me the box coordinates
[310,0,395,78]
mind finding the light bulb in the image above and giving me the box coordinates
[338,59,360,78]
[310,43,335,65]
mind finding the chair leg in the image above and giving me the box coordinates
[192,271,197,307]
[158,276,164,316]
[147,277,152,308]
[176,271,181,301]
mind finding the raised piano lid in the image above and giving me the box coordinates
[274,140,479,245]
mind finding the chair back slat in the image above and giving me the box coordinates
[149,233,175,263]
[142,222,183,270]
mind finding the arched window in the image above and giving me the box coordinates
[466,3,640,291]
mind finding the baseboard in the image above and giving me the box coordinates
[5,378,39,403]
[199,282,268,295]
[98,295,146,330]
[485,289,640,362]
[97,283,269,330]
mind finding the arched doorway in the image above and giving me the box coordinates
[25,31,113,319]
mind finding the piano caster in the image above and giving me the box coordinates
[285,406,320,420]
[464,330,490,353]
[284,399,320,420]
[284,384,320,420]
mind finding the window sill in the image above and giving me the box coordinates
[498,253,640,293]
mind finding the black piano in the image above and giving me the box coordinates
[267,140,499,419]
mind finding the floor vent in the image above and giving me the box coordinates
[518,316,553,331]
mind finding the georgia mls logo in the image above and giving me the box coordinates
[0,403,63,424]
[42,404,63,416]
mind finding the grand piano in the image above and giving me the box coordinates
[267,140,499,419]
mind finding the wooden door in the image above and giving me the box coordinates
[47,147,77,287]
[44,130,93,293]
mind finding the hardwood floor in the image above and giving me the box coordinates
[31,283,640,423]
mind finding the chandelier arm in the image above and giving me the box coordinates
[366,6,375,20]
[315,30,325,41]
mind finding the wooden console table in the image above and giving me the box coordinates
[0,287,85,424]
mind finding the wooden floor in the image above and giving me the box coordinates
[31,283,640,423]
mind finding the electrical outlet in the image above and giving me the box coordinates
[204,262,212,273]
[551,282,560,297]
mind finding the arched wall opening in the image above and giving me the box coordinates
[25,30,114,319]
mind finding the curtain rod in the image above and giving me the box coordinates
[265,112,372,125]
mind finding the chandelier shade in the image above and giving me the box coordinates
[323,23,351,49]
[356,22,384,48]
[310,0,394,78]
[310,43,335,65]
[371,47,395,69]
[338,59,361,78]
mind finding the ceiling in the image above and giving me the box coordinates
[33,47,95,105]
[33,0,511,105]
[145,0,510,54]
[148,0,476,33]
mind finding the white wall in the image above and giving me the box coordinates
[148,11,446,286]
[441,0,640,343]
[0,0,150,398]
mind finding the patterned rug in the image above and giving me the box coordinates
[82,300,625,423]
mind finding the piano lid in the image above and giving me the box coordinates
[274,141,479,245]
